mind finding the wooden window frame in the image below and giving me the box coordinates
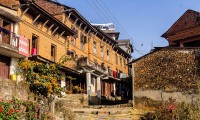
[51,44,56,62]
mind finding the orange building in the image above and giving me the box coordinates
[0,0,75,80]
[0,0,133,104]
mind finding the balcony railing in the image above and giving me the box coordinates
[108,70,120,79]
[88,61,107,73]
[0,32,19,50]
[77,57,127,79]
[77,57,107,73]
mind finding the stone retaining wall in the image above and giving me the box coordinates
[134,90,200,110]
[0,78,29,101]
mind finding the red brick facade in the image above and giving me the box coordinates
[162,9,200,47]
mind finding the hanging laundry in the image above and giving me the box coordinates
[0,27,10,35]
[12,33,19,47]
[120,73,123,78]
[67,50,74,55]
[3,29,10,35]
[0,27,3,32]
[32,48,37,55]
[0,34,2,42]
[113,71,117,78]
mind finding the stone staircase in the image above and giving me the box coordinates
[72,107,146,120]
[55,94,88,108]
[85,102,133,109]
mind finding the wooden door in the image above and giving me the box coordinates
[0,55,10,79]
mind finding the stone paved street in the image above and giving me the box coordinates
[73,108,146,120]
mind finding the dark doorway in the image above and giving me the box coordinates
[0,55,11,79]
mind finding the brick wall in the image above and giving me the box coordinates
[163,10,200,46]
[0,0,19,8]
[34,0,64,22]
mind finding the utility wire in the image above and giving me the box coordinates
[97,0,134,40]
[86,0,108,23]
[90,0,111,23]
[94,0,128,39]
[59,0,147,55]
[95,0,147,54]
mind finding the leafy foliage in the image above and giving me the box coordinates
[141,98,200,120]
[17,60,62,96]
[157,100,200,120]
[0,98,36,120]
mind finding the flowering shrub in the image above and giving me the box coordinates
[17,60,62,96]
[142,97,200,120]
[0,98,35,120]
[0,98,53,120]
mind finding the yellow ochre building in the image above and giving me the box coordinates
[0,0,133,105]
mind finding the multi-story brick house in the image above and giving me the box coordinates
[162,9,200,47]
[0,0,133,104]
[0,4,27,80]
[0,0,75,79]
[34,0,133,102]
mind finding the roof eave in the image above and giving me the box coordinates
[30,1,76,36]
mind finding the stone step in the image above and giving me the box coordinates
[84,103,133,109]
[73,108,146,120]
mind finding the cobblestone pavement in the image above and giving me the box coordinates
[73,108,146,120]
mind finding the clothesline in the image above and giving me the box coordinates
[0,27,20,42]
[0,26,19,36]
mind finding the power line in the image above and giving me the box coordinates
[85,0,108,23]
[60,0,148,55]
[90,0,111,23]
[95,0,147,54]
[97,0,133,39]
[94,0,128,39]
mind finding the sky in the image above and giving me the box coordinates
[57,0,200,59]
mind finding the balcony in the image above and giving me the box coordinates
[0,32,24,58]
[77,57,107,74]
[88,61,107,73]
[107,69,121,79]
[77,57,127,80]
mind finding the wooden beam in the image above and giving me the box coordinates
[79,23,83,29]
[52,27,59,35]
[105,39,108,43]
[47,24,54,33]
[41,20,49,29]
[87,29,91,35]
[95,32,98,36]
[20,7,29,17]
[64,12,72,23]
[83,26,87,33]
[59,31,65,38]
[74,18,78,25]
[102,36,105,41]
[32,15,40,24]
